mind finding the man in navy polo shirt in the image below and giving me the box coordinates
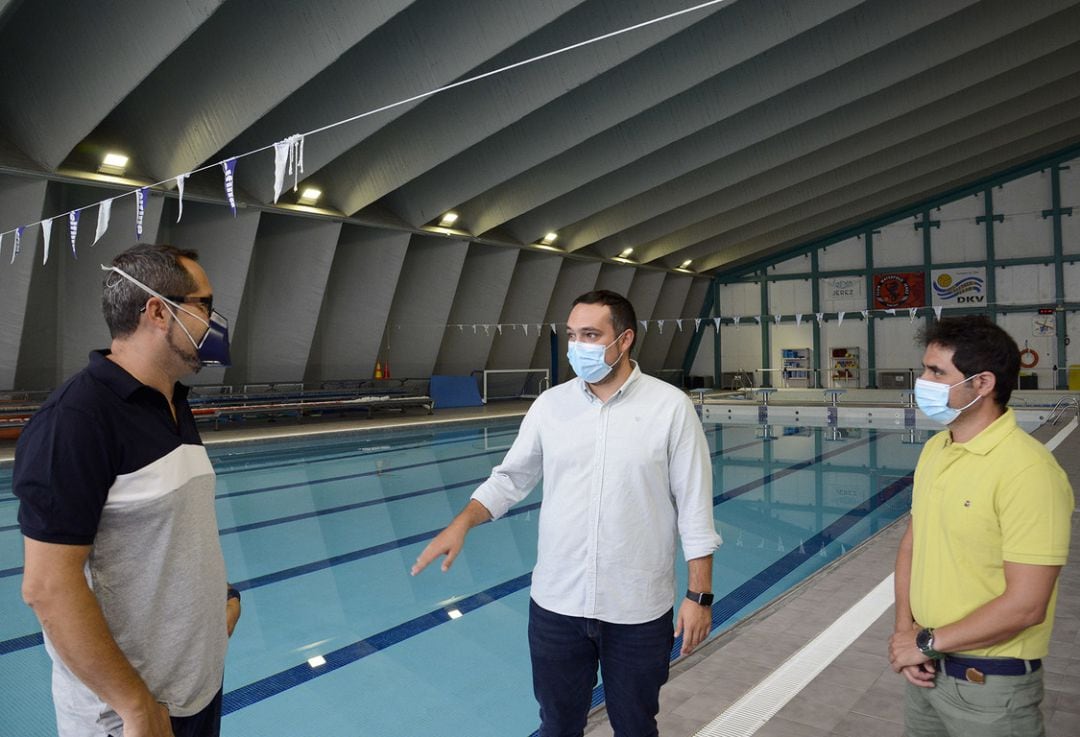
[16,243,239,737]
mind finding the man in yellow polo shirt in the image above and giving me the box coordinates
[889,316,1073,737]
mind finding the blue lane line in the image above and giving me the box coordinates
[0,631,43,656]
[0,433,870,654]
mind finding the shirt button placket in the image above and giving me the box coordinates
[585,401,606,617]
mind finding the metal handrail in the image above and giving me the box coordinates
[1047,396,1079,426]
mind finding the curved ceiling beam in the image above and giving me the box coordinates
[93,0,417,182]
[0,0,222,170]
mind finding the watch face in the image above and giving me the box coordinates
[916,628,932,650]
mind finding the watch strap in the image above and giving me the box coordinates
[686,589,714,606]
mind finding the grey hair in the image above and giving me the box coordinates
[103,243,200,338]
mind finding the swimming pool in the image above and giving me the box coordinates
[1,416,949,735]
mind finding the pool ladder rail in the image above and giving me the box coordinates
[1047,396,1079,426]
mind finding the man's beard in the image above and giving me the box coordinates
[167,321,203,374]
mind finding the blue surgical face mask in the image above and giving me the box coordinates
[567,331,628,383]
[914,374,980,425]
[102,264,232,368]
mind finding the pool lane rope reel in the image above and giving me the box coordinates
[1020,341,1039,369]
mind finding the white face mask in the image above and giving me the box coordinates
[914,374,981,425]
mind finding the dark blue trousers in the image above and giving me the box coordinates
[528,599,674,737]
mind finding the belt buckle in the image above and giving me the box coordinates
[964,667,986,684]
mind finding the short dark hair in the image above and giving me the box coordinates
[103,243,200,338]
[918,315,1020,407]
[571,290,638,350]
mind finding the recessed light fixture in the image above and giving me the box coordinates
[680,259,693,269]
[619,248,634,258]
[307,655,327,668]
[439,212,459,227]
[541,232,558,245]
[98,152,129,175]
[298,187,322,205]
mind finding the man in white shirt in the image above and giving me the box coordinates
[412,290,722,737]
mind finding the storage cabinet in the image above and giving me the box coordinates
[781,348,813,387]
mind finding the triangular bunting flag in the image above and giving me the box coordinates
[522,324,529,336]
[860,310,869,320]
[13,226,23,263]
[496,324,503,335]
[713,317,721,330]
[933,305,942,320]
[658,320,665,333]
[176,174,188,223]
[483,324,490,335]
[550,323,557,334]
[94,199,112,245]
[676,319,683,332]
[640,320,648,334]
[694,318,701,332]
[135,188,147,239]
[885,308,896,316]
[774,314,781,325]
[0,232,4,261]
[795,313,802,327]
[68,211,79,259]
[41,218,53,265]
[222,159,237,215]
[733,316,741,328]
[838,311,845,326]
[815,312,824,324]
[909,307,918,323]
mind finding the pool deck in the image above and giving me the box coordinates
[2,394,1078,735]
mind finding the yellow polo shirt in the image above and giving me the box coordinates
[909,408,1074,659]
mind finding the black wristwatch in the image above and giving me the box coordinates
[915,627,942,659]
[686,589,714,607]
[227,586,242,604]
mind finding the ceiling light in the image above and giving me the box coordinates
[98,152,129,175]
[541,232,558,245]
[439,212,459,227]
[680,259,693,269]
[298,187,322,205]
[619,248,634,258]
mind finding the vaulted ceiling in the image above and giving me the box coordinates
[1,0,1079,277]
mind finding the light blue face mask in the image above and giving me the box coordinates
[567,331,627,383]
[914,374,980,424]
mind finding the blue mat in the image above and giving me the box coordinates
[429,375,483,408]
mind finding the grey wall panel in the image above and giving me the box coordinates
[594,263,635,297]
[625,269,667,362]
[0,0,222,169]
[382,235,469,379]
[229,215,340,383]
[305,226,410,381]
[162,199,262,386]
[0,176,47,390]
[54,191,167,385]
[434,244,519,376]
[487,251,563,371]
[530,259,602,382]
[664,278,711,373]
[637,275,692,374]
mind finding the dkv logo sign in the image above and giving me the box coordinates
[931,268,985,305]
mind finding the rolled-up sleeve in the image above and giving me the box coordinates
[668,397,722,561]
[471,401,545,520]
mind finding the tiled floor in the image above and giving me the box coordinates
[584,416,1080,737]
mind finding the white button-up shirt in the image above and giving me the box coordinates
[472,363,722,624]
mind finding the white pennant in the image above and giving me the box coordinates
[472,325,478,334]
[221,160,237,215]
[933,305,942,320]
[522,324,529,336]
[0,232,4,261]
[795,313,802,326]
[838,311,845,325]
[40,219,52,265]
[176,174,188,222]
[458,324,464,332]
[774,314,781,325]
[640,320,648,334]
[550,323,557,334]
[815,312,824,324]
[535,324,542,336]
[496,324,503,335]
[13,225,23,263]
[885,308,896,315]
[483,324,490,335]
[135,188,148,239]
[94,199,112,245]
[676,319,683,332]
[272,133,306,203]
[713,317,721,330]
[658,320,665,333]
[909,307,918,323]
[754,316,762,325]
[694,318,701,332]
[860,310,869,320]
[734,316,741,328]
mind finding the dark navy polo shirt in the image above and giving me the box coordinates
[14,350,204,544]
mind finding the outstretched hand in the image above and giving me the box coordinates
[411,523,467,575]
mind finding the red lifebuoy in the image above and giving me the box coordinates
[1019,348,1038,369]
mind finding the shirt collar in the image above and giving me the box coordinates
[578,361,641,404]
[945,407,1017,455]
[87,349,190,403]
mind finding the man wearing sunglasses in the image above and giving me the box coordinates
[15,243,238,737]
